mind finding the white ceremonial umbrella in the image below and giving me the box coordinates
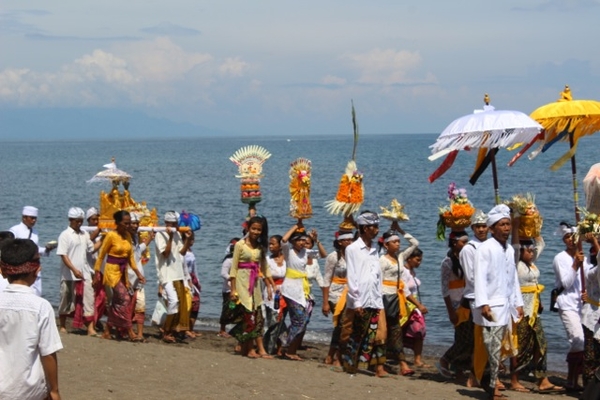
[428,96,543,204]
[87,158,132,183]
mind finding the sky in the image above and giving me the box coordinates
[1,0,599,138]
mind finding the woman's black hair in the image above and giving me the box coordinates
[447,249,464,279]
[270,234,283,243]
[408,247,423,259]
[113,210,130,224]
[247,216,269,263]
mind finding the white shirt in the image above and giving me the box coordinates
[323,252,347,304]
[460,237,484,300]
[380,255,410,297]
[346,237,383,310]
[473,237,524,327]
[155,231,186,285]
[263,255,286,310]
[56,226,94,281]
[553,250,588,312]
[0,284,63,400]
[582,264,600,340]
[220,258,233,293]
[9,222,48,297]
[128,238,147,290]
[281,242,310,307]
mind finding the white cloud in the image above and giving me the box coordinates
[345,48,436,85]
[0,38,249,107]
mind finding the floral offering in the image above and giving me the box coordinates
[436,183,475,240]
[289,157,313,219]
[505,193,543,239]
[379,199,409,222]
[574,207,600,242]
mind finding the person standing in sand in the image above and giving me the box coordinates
[56,207,100,336]
[94,210,146,341]
[10,206,56,297]
[155,211,193,343]
[229,216,274,358]
[128,213,153,341]
[473,204,524,400]
[341,211,388,378]
[0,239,63,400]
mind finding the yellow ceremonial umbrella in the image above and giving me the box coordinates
[509,85,600,290]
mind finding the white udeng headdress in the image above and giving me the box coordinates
[486,204,511,227]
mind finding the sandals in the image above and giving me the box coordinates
[536,385,565,393]
[162,335,176,344]
[282,354,304,361]
[508,385,530,393]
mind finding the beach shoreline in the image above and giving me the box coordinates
[58,324,571,400]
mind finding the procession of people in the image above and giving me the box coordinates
[3,150,600,400]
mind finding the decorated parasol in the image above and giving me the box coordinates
[325,101,364,230]
[289,157,312,219]
[429,94,543,204]
[87,158,132,184]
[509,86,600,290]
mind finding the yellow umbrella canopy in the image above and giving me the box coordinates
[528,86,600,171]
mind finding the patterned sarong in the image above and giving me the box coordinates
[441,306,474,372]
[515,315,547,378]
[341,308,386,373]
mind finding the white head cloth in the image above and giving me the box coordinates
[486,204,511,227]
[471,209,487,226]
[68,207,85,219]
[22,206,38,217]
[384,234,400,244]
[164,211,179,223]
[86,207,99,220]
[356,212,380,226]
[130,213,141,222]
[337,233,354,241]
[554,224,576,237]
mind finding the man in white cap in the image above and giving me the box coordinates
[154,210,193,343]
[552,222,589,391]
[341,210,388,377]
[56,207,101,336]
[9,206,56,297]
[473,204,524,399]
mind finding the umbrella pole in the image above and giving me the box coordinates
[490,150,500,205]
[569,132,585,292]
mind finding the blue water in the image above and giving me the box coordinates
[1,133,598,372]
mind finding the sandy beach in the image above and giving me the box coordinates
[57,326,575,400]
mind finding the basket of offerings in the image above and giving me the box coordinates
[574,207,600,242]
[437,183,475,240]
[230,145,271,205]
[289,157,312,219]
[506,193,543,239]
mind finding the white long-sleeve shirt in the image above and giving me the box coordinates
[460,237,484,300]
[9,222,49,297]
[473,237,523,327]
[346,237,383,310]
[553,250,589,312]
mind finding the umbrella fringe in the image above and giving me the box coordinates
[430,128,540,154]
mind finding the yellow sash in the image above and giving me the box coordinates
[520,284,545,328]
[285,268,310,298]
[449,279,466,290]
[332,277,348,327]
[383,279,408,321]
[585,298,600,307]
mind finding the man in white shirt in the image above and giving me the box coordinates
[341,211,387,377]
[461,209,488,302]
[155,211,193,343]
[9,206,56,297]
[473,204,524,399]
[56,207,98,336]
[0,239,63,400]
[553,222,588,391]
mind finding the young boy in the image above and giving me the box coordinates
[0,239,63,400]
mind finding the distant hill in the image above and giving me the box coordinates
[0,108,230,141]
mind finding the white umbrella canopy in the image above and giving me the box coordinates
[428,98,543,204]
[87,158,132,183]
[429,107,543,160]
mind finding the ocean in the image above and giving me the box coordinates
[1,133,599,372]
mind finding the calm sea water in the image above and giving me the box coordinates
[2,133,599,371]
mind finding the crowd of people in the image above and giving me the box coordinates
[1,203,600,400]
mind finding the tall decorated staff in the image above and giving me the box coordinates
[229,145,272,217]
[505,193,543,240]
[436,182,476,240]
[325,101,364,231]
[289,157,312,220]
